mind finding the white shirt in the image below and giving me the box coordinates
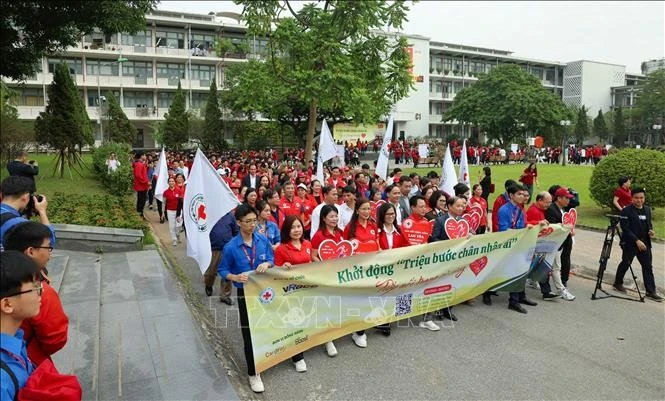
[338,203,355,230]
[250,175,257,188]
[383,225,395,249]
[310,202,340,234]
[182,166,189,177]
[106,159,120,172]
[391,201,403,225]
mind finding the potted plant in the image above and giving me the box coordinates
[444,69,450,75]
[214,39,234,57]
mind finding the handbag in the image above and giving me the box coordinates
[489,183,495,193]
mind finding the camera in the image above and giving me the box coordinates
[25,193,44,217]
[28,160,35,165]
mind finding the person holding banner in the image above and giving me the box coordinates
[497,185,538,314]
[218,204,275,393]
[273,215,312,372]
[469,185,488,234]
[343,199,379,347]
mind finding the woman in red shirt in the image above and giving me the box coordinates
[162,177,184,246]
[519,163,538,203]
[469,184,489,234]
[376,203,408,251]
[613,176,632,211]
[310,180,323,205]
[342,199,378,349]
[273,215,313,373]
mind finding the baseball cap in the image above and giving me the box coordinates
[554,187,574,199]
[297,183,308,191]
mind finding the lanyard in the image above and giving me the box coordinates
[241,242,256,268]
[511,207,522,229]
[1,348,33,373]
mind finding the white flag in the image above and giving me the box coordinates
[316,120,338,183]
[458,139,470,186]
[440,144,458,197]
[375,115,394,181]
[154,148,168,202]
[184,148,241,274]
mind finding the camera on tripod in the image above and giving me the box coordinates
[605,214,627,224]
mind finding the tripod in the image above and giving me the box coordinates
[591,216,644,302]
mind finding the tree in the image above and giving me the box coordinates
[634,69,665,145]
[34,63,93,177]
[592,109,609,142]
[444,64,570,146]
[1,1,157,81]
[236,0,414,162]
[613,107,626,147]
[573,105,590,144]
[149,120,164,148]
[0,81,34,163]
[161,82,189,150]
[201,78,226,150]
[105,91,136,144]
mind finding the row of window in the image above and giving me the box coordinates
[13,89,210,109]
[43,59,215,80]
[429,57,562,80]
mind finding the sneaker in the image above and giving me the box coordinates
[352,333,367,348]
[294,359,307,372]
[149,204,153,210]
[526,279,540,290]
[248,374,264,393]
[542,292,560,300]
[204,286,213,297]
[172,240,178,246]
[561,288,576,301]
[613,283,627,293]
[645,292,665,302]
[418,320,441,331]
[325,341,338,357]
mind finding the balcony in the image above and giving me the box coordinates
[199,79,210,88]
[429,114,443,123]
[16,106,46,119]
[134,76,148,85]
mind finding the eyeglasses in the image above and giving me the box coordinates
[34,246,53,253]
[241,219,258,225]
[384,212,396,216]
[3,282,43,298]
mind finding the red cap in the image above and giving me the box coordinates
[554,187,574,199]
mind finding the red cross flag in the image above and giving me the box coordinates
[184,148,241,274]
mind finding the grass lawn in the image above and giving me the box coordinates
[402,163,665,239]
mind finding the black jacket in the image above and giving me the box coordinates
[620,204,653,250]
[545,203,572,250]
[242,174,259,189]
[6,160,39,192]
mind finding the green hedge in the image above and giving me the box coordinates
[91,142,134,196]
[48,192,148,232]
[590,149,665,208]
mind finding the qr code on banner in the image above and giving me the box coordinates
[395,293,413,317]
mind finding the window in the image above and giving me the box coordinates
[531,66,543,80]
[122,61,152,78]
[434,57,443,71]
[452,58,462,72]
[443,58,452,72]
[121,30,151,46]
[15,88,44,106]
[189,32,215,51]
[158,92,175,108]
[87,90,119,107]
[155,30,185,48]
[190,64,214,80]
[191,92,207,109]
[442,81,451,94]
[156,63,185,78]
[546,68,555,83]
[86,59,120,76]
[124,91,154,108]
[47,58,83,74]
[133,128,144,148]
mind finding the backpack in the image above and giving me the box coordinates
[0,211,24,251]
[0,358,82,401]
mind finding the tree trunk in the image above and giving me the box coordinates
[306,99,318,162]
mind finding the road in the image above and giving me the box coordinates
[148,210,665,400]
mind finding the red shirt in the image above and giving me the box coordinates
[343,220,379,254]
[163,186,184,211]
[525,203,547,226]
[133,161,150,191]
[280,196,304,217]
[469,196,488,227]
[520,168,537,185]
[614,187,632,209]
[274,240,313,267]
[492,193,509,231]
[401,213,434,245]
[300,196,317,229]
[311,228,344,253]
[20,282,68,366]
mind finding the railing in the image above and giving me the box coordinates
[134,76,148,85]
[429,114,443,123]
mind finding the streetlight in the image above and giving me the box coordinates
[97,56,128,144]
[653,124,662,147]
[560,120,571,166]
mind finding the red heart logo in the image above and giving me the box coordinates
[563,208,577,235]
[469,256,488,276]
[318,239,354,261]
[470,203,484,216]
[401,217,433,245]
[370,200,386,221]
[444,218,470,239]
[538,227,554,237]
[462,211,481,232]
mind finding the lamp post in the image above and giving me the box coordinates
[653,124,662,147]
[97,56,128,144]
[560,120,571,166]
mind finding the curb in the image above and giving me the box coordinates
[572,263,665,295]
[576,224,665,244]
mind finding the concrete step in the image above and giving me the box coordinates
[53,224,144,253]
[47,253,69,293]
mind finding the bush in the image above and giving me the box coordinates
[590,149,665,208]
[91,142,134,196]
[48,192,148,233]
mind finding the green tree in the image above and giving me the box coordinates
[162,82,189,150]
[1,1,156,80]
[201,78,226,150]
[34,63,93,177]
[105,91,136,144]
[573,105,590,144]
[634,69,665,145]
[444,64,570,146]
[613,107,626,147]
[592,109,609,142]
[236,0,414,162]
[0,81,33,163]
[149,120,164,148]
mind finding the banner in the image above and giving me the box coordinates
[244,225,569,373]
[332,122,386,143]
[439,144,457,197]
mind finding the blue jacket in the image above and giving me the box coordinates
[255,220,280,246]
[1,329,34,401]
[209,212,239,250]
[497,201,525,232]
[218,232,274,288]
[0,204,56,250]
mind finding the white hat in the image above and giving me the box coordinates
[297,183,308,191]
[217,168,227,175]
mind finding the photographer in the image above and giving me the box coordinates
[0,176,55,249]
[6,150,39,192]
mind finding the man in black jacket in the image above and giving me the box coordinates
[545,187,576,301]
[6,151,39,193]
[613,188,663,301]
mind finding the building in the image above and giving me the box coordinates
[4,8,649,147]
[641,58,665,75]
